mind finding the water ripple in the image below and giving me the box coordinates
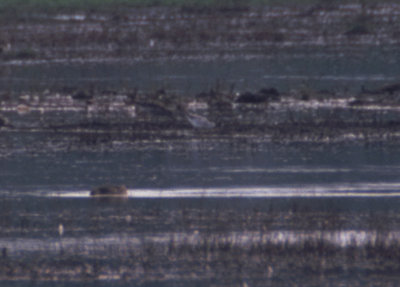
[44,182,400,198]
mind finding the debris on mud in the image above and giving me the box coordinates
[90,185,128,197]
[1,84,400,153]
[2,205,400,285]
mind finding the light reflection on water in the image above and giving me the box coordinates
[44,186,400,198]
[46,183,400,199]
[1,141,399,194]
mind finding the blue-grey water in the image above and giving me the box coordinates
[1,140,400,286]
[1,141,400,232]
[1,47,399,94]
[1,141,400,195]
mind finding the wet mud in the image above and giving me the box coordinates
[1,197,400,286]
[2,238,400,286]
[1,85,400,155]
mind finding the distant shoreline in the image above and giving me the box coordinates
[1,0,396,13]
[1,1,400,148]
[1,2,400,62]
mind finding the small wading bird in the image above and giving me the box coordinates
[177,104,215,129]
[185,111,215,129]
[90,185,128,197]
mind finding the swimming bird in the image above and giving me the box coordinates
[90,185,128,197]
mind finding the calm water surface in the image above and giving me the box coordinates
[1,142,399,195]
[1,47,399,94]
[1,141,400,229]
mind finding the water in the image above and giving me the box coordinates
[1,142,399,194]
[1,141,400,285]
[1,47,399,94]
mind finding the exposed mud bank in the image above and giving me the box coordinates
[2,237,400,286]
[1,85,400,154]
[1,3,400,61]
[1,199,400,285]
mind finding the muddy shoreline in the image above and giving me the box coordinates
[2,239,400,286]
[1,85,400,154]
[1,196,400,286]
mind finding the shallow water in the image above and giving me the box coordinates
[1,142,400,234]
[1,141,399,193]
[1,47,399,94]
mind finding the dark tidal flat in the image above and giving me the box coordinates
[3,196,400,286]
[1,1,400,286]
